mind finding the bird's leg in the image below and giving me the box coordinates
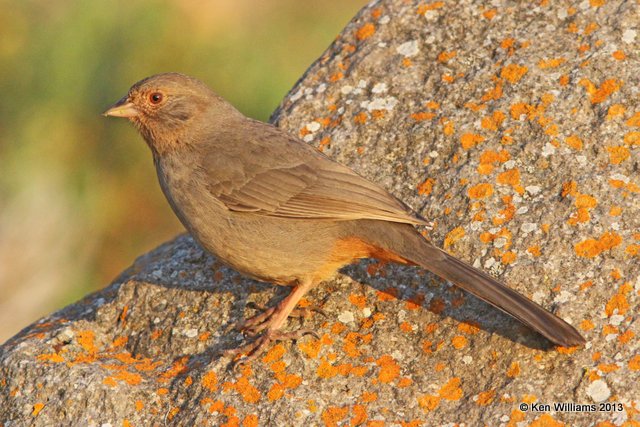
[225,279,318,366]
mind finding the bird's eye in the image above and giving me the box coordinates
[149,92,163,105]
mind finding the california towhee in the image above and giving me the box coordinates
[104,73,584,362]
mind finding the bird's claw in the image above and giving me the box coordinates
[228,300,326,336]
[223,328,319,370]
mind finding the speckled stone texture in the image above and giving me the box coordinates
[2,0,639,425]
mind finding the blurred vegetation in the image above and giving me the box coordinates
[0,0,367,341]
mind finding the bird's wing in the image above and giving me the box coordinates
[203,120,428,226]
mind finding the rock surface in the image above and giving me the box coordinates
[2,0,639,425]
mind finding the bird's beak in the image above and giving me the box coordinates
[103,97,139,118]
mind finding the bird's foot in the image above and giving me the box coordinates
[224,328,319,369]
[233,301,326,336]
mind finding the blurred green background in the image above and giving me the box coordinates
[0,0,367,342]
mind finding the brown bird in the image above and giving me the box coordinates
[104,73,584,362]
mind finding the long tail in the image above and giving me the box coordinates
[365,222,585,347]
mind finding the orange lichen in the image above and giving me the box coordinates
[538,58,566,69]
[527,246,541,257]
[411,112,436,121]
[361,391,378,402]
[493,196,516,225]
[598,364,620,374]
[506,362,520,378]
[451,335,467,349]
[614,328,632,342]
[605,282,632,316]
[476,390,495,406]
[267,383,285,401]
[351,405,368,426]
[562,181,578,197]
[444,226,465,249]
[437,50,457,63]
[481,111,506,131]
[37,353,65,363]
[501,251,517,264]
[610,268,622,280]
[348,294,367,309]
[626,244,640,256]
[468,183,493,199]
[344,332,370,358]
[477,149,510,175]
[234,377,261,404]
[202,371,218,392]
[501,38,515,50]
[77,330,98,354]
[627,112,640,127]
[609,205,622,216]
[263,344,286,364]
[398,377,413,388]
[579,78,621,104]
[400,322,414,333]
[509,102,532,120]
[355,23,375,41]
[607,104,626,120]
[500,64,528,83]
[105,370,142,386]
[483,8,497,19]
[580,320,595,331]
[607,146,630,164]
[441,117,455,136]
[352,112,367,125]
[329,71,344,82]
[482,81,503,101]
[417,2,445,14]
[321,406,349,427]
[417,178,434,196]
[612,50,626,60]
[317,359,339,379]
[371,110,386,120]
[32,403,45,416]
[242,414,259,427]
[629,355,640,371]
[565,135,583,150]
[376,355,400,383]
[574,231,622,258]
[439,377,463,400]
[568,193,597,225]
[624,131,640,145]
[418,394,440,412]
[497,168,520,187]
[584,22,600,35]
[442,74,455,83]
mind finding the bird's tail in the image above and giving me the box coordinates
[362,221,585,347]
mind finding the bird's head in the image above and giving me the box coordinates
[104,73,239,154]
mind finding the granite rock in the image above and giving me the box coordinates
[1,0,639,425]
